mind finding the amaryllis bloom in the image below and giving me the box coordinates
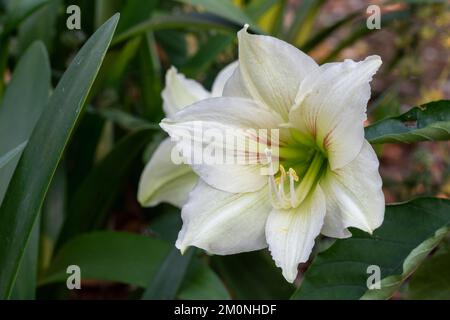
[138,63,237,207]
[145,25,385,283]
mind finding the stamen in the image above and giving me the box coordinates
[278,165,288,202]
[289,168,299,182]
[265,148,283,209]
[289,168,299,207]
[264,148,325,210]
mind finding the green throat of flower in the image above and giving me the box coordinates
[266,129,328,210]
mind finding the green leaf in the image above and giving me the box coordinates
[156,29,189,66]
[178,258,230,300]
[245,0,278,20]
[0,14,119,299]
[10,215,40,299]
[116,0,159,34]
[286,0,326,44]
[291,197,450,300]
[40,165,66,270]
[181,34,234,77]
[406,247,450,300]
[138,31,163,121]
[96,108,159,131]
[269,0,287,37]
[299,11,359,53]
[365,100,450,144]
[112,13,238,46]
[95,0,121,28]
[2,0,53,37]
[142,247,195,300]
[88,36,142,98]
[148,207,182,243]
[212,251,295,299]
[58,128,153,246]
[0,142,27,170]
[42,230,226,300]
[17,0,61,54]
[65,112,105,193]
[175,0,259,31]
[361,225,449,300]
[40,231,171,288]
[104,36,142,88]
[0,41,50,205]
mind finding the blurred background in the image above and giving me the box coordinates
[0,0,449,299]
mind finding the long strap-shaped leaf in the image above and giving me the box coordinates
[39,231,170,288]
[291,197,450,300]
[0,41,50,300]
[0,14,120,299]
[0,42,51,204]
[174,0,260,32]
[142,247,195,300]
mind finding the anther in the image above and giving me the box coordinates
[278,165,289,202]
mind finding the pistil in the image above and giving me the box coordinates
[266,147,326,210]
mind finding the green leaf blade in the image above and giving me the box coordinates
[0,41,50,204]
[178,258,231,300]
[212,251,295,299]
[291,198,450,300]
[366,100,450,144]
[40,231,170,288]
[142,248,195,300]
[175,0,259,31]
[0,14,120,299]
[407,248,450,300]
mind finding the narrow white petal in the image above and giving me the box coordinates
[160,97,288,193]
[211,61,238,97]
[138,138,198,207]
[290,55,382,169]
[176,180,271,255]
[266,186,326,283]
[320,141,385,235]
[162,66,210,117]
[224,25,318,120]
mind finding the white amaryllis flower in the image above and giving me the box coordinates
[138,63,237,207]
[146,25,385,283]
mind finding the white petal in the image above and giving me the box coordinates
[320,141,385,235]
[222,63,253,99]
[320,196,352,239]
[290,56,382,170]
[176,180,271,255]
[138,138,198,207]
[162,66,210,117]
[224,25,318,120]
[211,61,238,97]
[266,186,326,283]
[160,97,288,193]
